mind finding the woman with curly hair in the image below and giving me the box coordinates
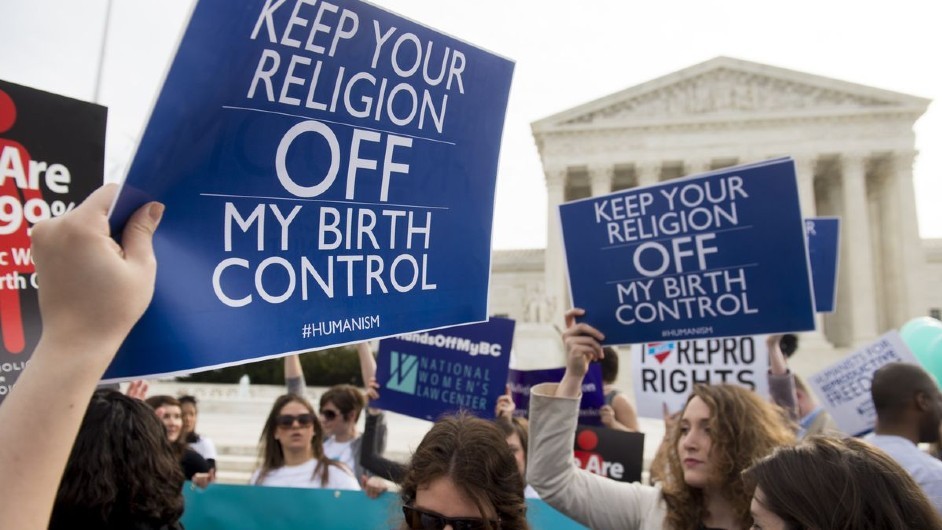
[745,436,942,530]
[527,308,795,530]
[399,413,529,530]
[51,390,186,530]
[250,394,360,489]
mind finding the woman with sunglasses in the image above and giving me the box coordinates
[284,343,387,482]
[250,394,361,490]
[400,413,530,530]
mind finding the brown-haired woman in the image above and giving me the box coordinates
[251,394,360,490]
[527,308,795,530]
[51,390,186,530]
[400,413,530,530]
[145,394,212,487]
[745,436,942,530]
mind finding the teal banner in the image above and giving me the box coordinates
[182,483,587,529]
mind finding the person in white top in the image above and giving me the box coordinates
[250,394,360,490]
[866,362,942,514]
[179,395,218,472]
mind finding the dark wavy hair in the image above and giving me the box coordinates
[663,384,795,530]
[50,390,184,530]
[744,436,942,530]
[399,413,529,530]
[319,384,367,423]
[254,394,342,485]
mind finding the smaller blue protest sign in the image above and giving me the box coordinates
[807,331,918,436]
[573,424,644,483]
[805,217,840,313]
[373,318,514,421]
[559,158,815,345]
[507,364,605,426]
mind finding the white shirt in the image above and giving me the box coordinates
[250,459,361,490]
[323,436,357,476]
[189,436,217,462]
[524,484,541,499]
[866,434,942,514]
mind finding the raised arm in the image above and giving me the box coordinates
[557,308,605,398]
[766,334,798,421]
[284,354,306,396]
[357,342,377,390]
[0,185,162,530]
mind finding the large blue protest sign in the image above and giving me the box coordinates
[181,484,587,530]
[559,158,815,345]
[508,364,605,426]
[0,80,104,402]
[104,0,514,379]
[805,217,840,313]
[373,318,514,420]
[807,331,918,436]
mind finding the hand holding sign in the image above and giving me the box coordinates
[32,185,163,356]
[558,308,605,399]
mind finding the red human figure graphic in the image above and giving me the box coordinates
[0,88,43,354]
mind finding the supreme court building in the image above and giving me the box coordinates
[492,57,938,366]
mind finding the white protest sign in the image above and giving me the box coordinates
[807,331,918,436]
[630,336,770,418]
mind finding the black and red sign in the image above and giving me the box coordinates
[573,424,645,483]
[0,80,105,402]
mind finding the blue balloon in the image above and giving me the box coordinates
[900,316,942,337]
[901,317,942,361]
[918,335,942,387]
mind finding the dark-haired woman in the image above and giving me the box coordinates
[51,390,186,530]
[399,414,530,530]
[746,436,942,530]
[251,394,360,490]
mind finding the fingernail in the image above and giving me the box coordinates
[149,202,165,225]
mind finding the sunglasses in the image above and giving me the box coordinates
[402,505,499,530]
[275,414,315,428]
[319,409,339,421]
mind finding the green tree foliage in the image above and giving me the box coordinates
[177,346,364,386]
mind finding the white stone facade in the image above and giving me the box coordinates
[491,57,935,361]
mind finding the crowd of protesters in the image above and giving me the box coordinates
[3,186,942,530]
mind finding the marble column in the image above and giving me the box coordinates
[794,156,818,217]
[544,168,568,327]
[840,153,879,345]
[794,155,832,349]
[890,150,927,324]
[589,164,614,197]
[685,159,712,176]
[636,161,661,188]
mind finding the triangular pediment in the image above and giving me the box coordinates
[533,57,930,131]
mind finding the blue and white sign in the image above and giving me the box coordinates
[807,331,918,436]
[372,318,514,421]
[805,217,840,313]
[629,336,770,418]
[559,158,815,345]
[508,364,605,426]
[104,0,514,379]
